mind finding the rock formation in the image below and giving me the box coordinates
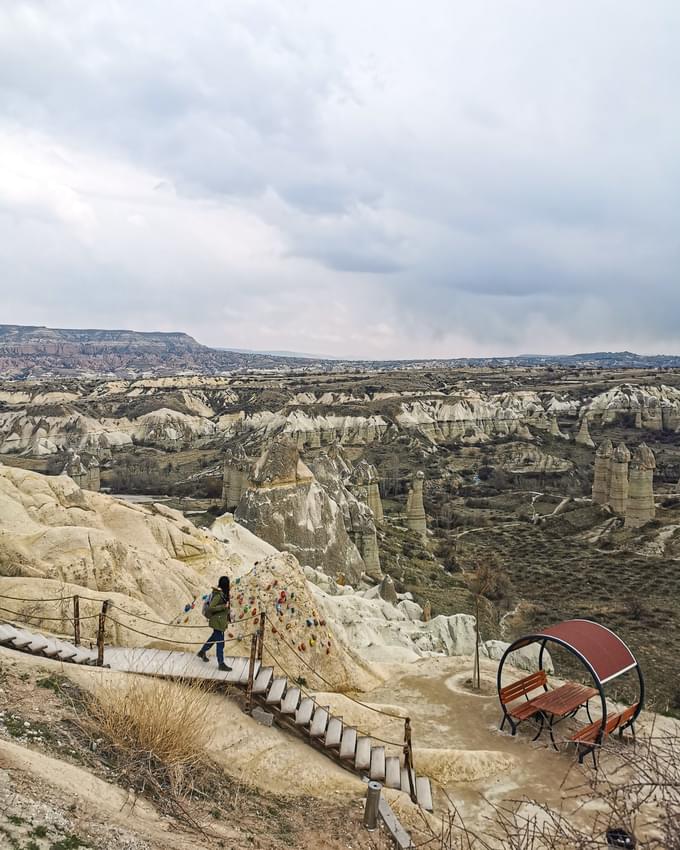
[406,471,427,539]
[63,451,100,491]
[549,415,569,440]
[592,439,613,505]
[585,384,680,431]
[350,459,384,526]
[222,445,250,510]
[575,417,595,448]
[308,452,382,581]
[625,443,656,529]
[609,442,631,515]
[235,439,365,582]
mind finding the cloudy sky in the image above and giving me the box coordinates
[1,1,678,359]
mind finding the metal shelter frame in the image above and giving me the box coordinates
[497,619,644,753]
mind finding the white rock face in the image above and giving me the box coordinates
[585,384,680,430]
[396,391,550,444]
[485,640,554,674]
[132,408,216,448]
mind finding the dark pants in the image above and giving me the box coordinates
[200,629,224,665]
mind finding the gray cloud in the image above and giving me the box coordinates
[0,0,679,358]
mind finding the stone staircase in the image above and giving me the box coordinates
[0,628,434,811]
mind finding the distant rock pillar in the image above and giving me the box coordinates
[222,447,248,510]
[550,416,569,440]
[575,417,595,448]
[422,600,431,622]
[609,442,631,515]
[406,471,427,540]
[350,460,384,526]
[592,439,613,505]
[625,443,656,528]
[86,457,100,492]
[367,479,384,526]
[634,410,643,429]
[379,574,398,604]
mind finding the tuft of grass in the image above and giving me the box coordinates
[85,679,214,797]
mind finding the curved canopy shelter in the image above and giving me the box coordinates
[497,619,644,762]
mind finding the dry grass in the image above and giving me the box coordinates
[85,678,214,799]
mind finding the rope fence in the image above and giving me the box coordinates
[1,586,419,801]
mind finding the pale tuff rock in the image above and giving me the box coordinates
[592,439,614,505]
[350,459,384,526]
[406,471,427,539]
[585,384,680,431]
[222,445,250,510]
[496,444,573,475]
[396,391,549,444]
[609,442,632,515]
[484,640,554,674]
[379,574,398,604]
[235,440,365,583]
[240,410,390,451]
[308,452,382,581]
[63,451,100,492]
[575,417,595,448]
[549,415,569,440]
[625,443,656,529]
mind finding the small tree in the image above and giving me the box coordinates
[467,555,512,690]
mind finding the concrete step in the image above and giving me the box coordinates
[369,746,386,781]
[295,697,315,727]
[27,635,49,653]
[385,756,401,789]
[355,736,371,771]
[416,776,433,812]
[325,716,343,749]
[280,687,301,715]
[253,667,273,694]
[310,706,329,738]
[339,726,357,760]
[265,677,287,705]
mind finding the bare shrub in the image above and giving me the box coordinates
[85,678,214,798]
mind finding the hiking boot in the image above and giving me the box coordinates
[197,651,209,663]
[218,662,232,672]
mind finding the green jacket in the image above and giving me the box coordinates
[207,589,230,631]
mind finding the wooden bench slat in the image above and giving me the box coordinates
[500,670,547,705]
[571,704,638,745]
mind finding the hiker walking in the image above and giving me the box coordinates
[198,575,232,671]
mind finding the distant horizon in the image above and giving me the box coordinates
[2,321,679,364]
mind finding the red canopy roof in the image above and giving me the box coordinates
[537,619,637,684]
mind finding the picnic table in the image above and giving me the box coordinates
[530,681,598,749]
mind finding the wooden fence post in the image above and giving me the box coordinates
[96,599,110,667]
[403,717,417,804]
[72,595,80,646]
[245,630,258,714]
[256,612,265,662]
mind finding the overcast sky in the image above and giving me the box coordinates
[1,1,678,359]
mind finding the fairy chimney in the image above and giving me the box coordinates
[592,439,613,505]
[550,415,569,440]
[350,459,384,526]
[222,445,249,510]
[609,442,631,515]
[575,417,595,448]
[406,471,427,540]
[625,443,656,529]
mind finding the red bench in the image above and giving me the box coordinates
[499,670,548,735]
[570,703,638,766]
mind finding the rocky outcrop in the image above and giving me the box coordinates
[609,442,631,515]
[406,471,427,539]
[235,440,365,583]
[497,444,573,475]
[592,439,614,505]
[350,459,384,526]
[222,445,250,510]
[575,417,595,448]
[395,391,548,444]
[585,384,680,431]
[308,452,382,581]
[625,443,656,529]
[63,451,100,491]
[549,416,569,440]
